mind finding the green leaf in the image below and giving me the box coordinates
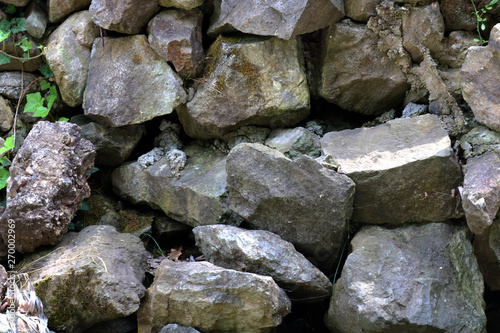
[0,156,10,167]
[46,85,58,110]
[0,30,10,43]
[39,64,54,79]
[32,105,49,118]
[18,37,32,52]
[24,92,44,113]
[10,17,26,34]
[80,201,89,211]
[4,135,14,150]
[58,117,69,122]
[0,168,9,190]
[0,52,11,65]
[489,0,499,6]
[481,23,486,30]
[40,79,50,90]
[86,166,99,176]
[6,4,16,15]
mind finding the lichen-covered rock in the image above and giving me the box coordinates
[265,127,321,160]
[137,260,291,333]
[0,121,95,253]
[316,19,409,115]
[48,0,91,23]
[25,2,48,38]
[0,72,39,100]
[321,114,462,224]
[177,36,309,139]
[212,126,270,154]
[89,0,159,34]
[0,96,14,132]
[147,9,204,78]
[159,0,203,10]
[24,225,148,333]
[227,143,355,269]
[83,35,187,127]
[326,222,486,332]
[455,125,500,159]
[208,0,345,39]
[345,0,380,21]
[45,11,100,107]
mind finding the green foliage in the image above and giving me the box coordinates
[0,135,14,190]
[39,63,55,78]
[24,82,57,118]
[5,4,16,15]
[472,0,499,45]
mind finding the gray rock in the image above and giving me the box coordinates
[137,260,291,333]
[321,114,463,224]
[265,127,321,160]
[154,120,183,150]
[401,102,427,118]
[462,152,500,235]
[83,35,187,127]
[89,0,159,34]
[45,10,100,107]
[462,24,500,132]
[137,147,166,169]
[147,9,204,78]
[455,125,500,159]
[208,0,345,39]
[0,96,14,132]
[1,0,29,6]
[0,72,40,100]
[212,125,270,154]
[159,0,203,9]
[326,222,486,332]
[474,218,500,291]
[24,225,148,333]
[345,0,380,21]
[177,36,309,139]
[25,2,48,39]
[316,19,409,115]
[0,121,95,253]
[193,225,332,300]
[48,0,91,23]
[227,143,355,269]
[159,324,201,333]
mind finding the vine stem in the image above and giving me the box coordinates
[13,76,44,149]
[0,48,44,61]
[471,0,485,45]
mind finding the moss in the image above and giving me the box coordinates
[214,73,227,92]
[119,209,155,233]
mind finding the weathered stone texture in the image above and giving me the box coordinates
[48,0,91,23]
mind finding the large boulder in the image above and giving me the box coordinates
[137,260,291,333]
[193,225,332,300]
[326,222,486,332]
[316,19,409,115]
[177,36,309,139]
[24,225,148,333]
[45,11,100,107]
[83,35,186,127]
[48,0,91,23]
[227,143,355,269]
[0,121,95,253]
[321,114,462,224]
[208,0,345,39]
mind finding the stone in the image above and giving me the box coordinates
[321,114,463,224]
[159,0,203,10]
[83,35,187,127]
[0,96,14,132]
[456,125,500,159]
[401,102,427,118]
[326,222,486,332]
[147,9,204,78]
[316,19,409,115]
[89,0,159,34]
[462,25,500,132]
[152,216,191,244]
[154,120,184,150]
[24,225,148,333]
[438,31,480,69]
[193,225,332,300]
[112,144,237,227]
[137,260,291,333]
[45,11,100,107]
[0,34,44,72]
[159,324,201,333]
[0,121,95,253]
[208,0,345,40]
[177,36,309,139]
[25,2,48,39]
[265,127,321,160]
[48,0,91,23]
[345,0,380,21]
[227,143,355,269]
[402,2,444,63]
[212,126,270,154]
[462,152,500,235]
[1,0,29,6]
[440,0,477,31]
[0,72,40,100]
[474,219,500,290]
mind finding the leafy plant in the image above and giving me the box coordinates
[0,13,44,65]
[0,135,14,190]
[472,0,499,45]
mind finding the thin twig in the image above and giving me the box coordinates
[13,76,44,149]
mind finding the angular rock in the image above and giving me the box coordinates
[462,24,500,132]
[137,260,291,333]
[321,114,462,224]
[160,324,201,333]
[462,152,500,235]
[438,31,479,69]
[474,220,500,290]
[0,121,95,253]
[25,2,48,39]
[326,222,486,332]
[0,72,39,100]
[1,0,30,6]
[24,225,148,333]
[456,125,500,159]
[0,96,14,132]
[345,0,380,22]
[193,225,332,300]
[401,102,427,118]
[48,0,91,23]
[159,0,203,10]
[440,0,478,31]
[148,9,204,78]
[316,19,409,115]
[83,35,187,127]
[208,0,345,39]
[265,127,321,160]
[45,10,100,107]
[177,36,309,139]
[112,144,236,227]
[212,126,270,154]
[89,0,159,34]
[227,143,355,269]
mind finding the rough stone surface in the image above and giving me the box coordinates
[212,126,271,154]
[265,127,321,160]
[474,219,500,291]
[0,96,14,132]
[462,152,500,235]
[1,0,30,6]
[317,19,409,115]
[208,0,345,39]
[227,143,355,269]
[456,125,500,159]
[321,114,463,224]
[0,121,95,253]
[0,72,40,100]
[25,225,148,333]
[345,0,380,21]
[148,9,204,78]
[159,324,201,333]
[177,36,309,139]
[112,144,237,227]
[193,225,332,300]
[159,0,203,10]
[137,260,291,333]
[45,11,100,107]
[48,0,91,23]
[89,0,159,34]
[326,222,486,332]
[438,31,479,69]
[83,35,186,127]
[25,2,48,39]
[440,0,478,31]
